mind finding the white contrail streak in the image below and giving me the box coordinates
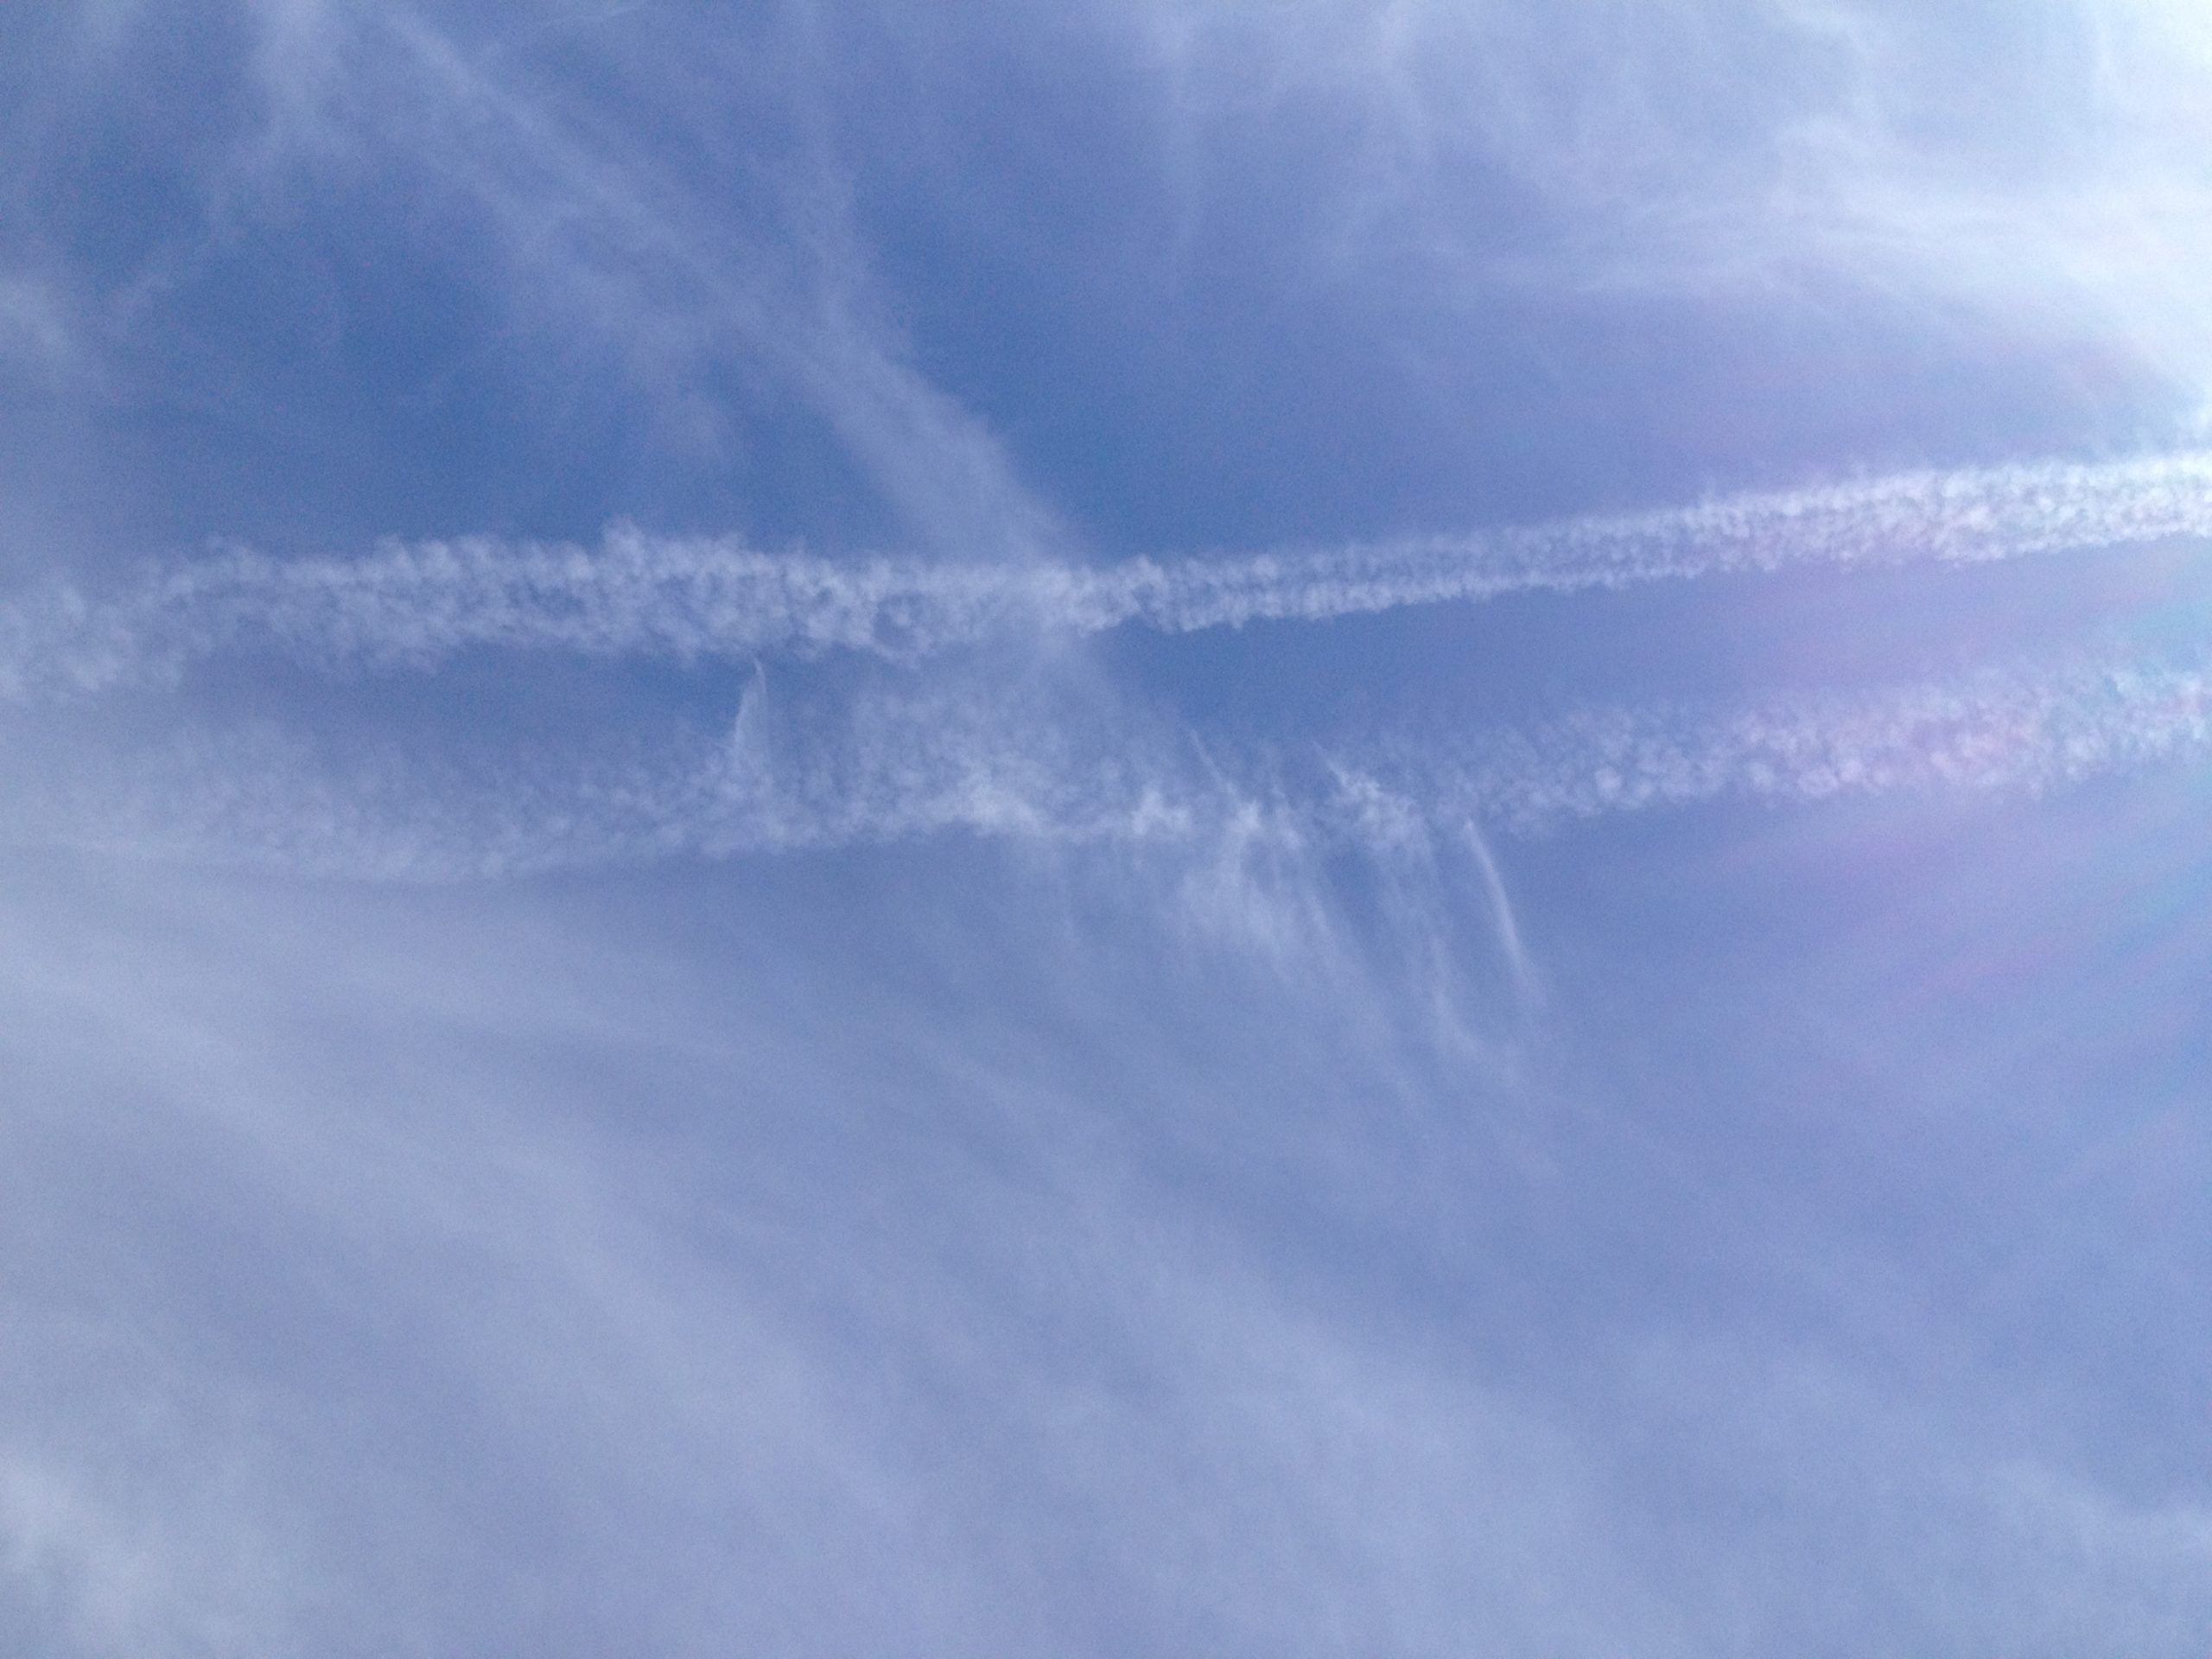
[5,450,2211,698]
[1392,650,2212,834]
[12,642,2212,879]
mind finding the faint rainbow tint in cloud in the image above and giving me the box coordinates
[3,3,2211,1657]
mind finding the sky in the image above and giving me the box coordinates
[3,3,2211,1655]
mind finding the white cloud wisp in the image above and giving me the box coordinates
[12,634,2212,881]
[3,448,2209,698]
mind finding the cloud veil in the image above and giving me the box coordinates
[2,4,2209,1656]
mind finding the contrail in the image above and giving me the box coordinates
[12,640,2212,879]
[4,449,2211,697]
[1384,648,2212,834]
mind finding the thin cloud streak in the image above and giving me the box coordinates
[662,643,2212,851]
[15,638,2212,880]
[1402,649,2212,833]
[5,448,2211,698]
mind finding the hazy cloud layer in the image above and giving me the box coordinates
[4,3,2209,1656]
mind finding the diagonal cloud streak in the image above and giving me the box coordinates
[663,645,2212,853]
[5,449,2212,699]
[15,639,2212,880]
[1395,651,2212,834]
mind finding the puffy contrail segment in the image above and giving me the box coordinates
[5,450,2211,697]
[1404,652,2212,834]
[18,642,2212,880]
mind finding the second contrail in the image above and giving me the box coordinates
[4,448,2210,698]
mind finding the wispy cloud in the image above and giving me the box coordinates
[0,3,1065,566]
[13,626,2212,888]
[9,7,2209,1656]
[1388,645,2212,832]
[5,448,2209,696]
[0,272,77,379]
[1122,0,2212,402]
[3,830,2205,1657]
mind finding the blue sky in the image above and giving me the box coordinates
[3,3,2211,1654]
